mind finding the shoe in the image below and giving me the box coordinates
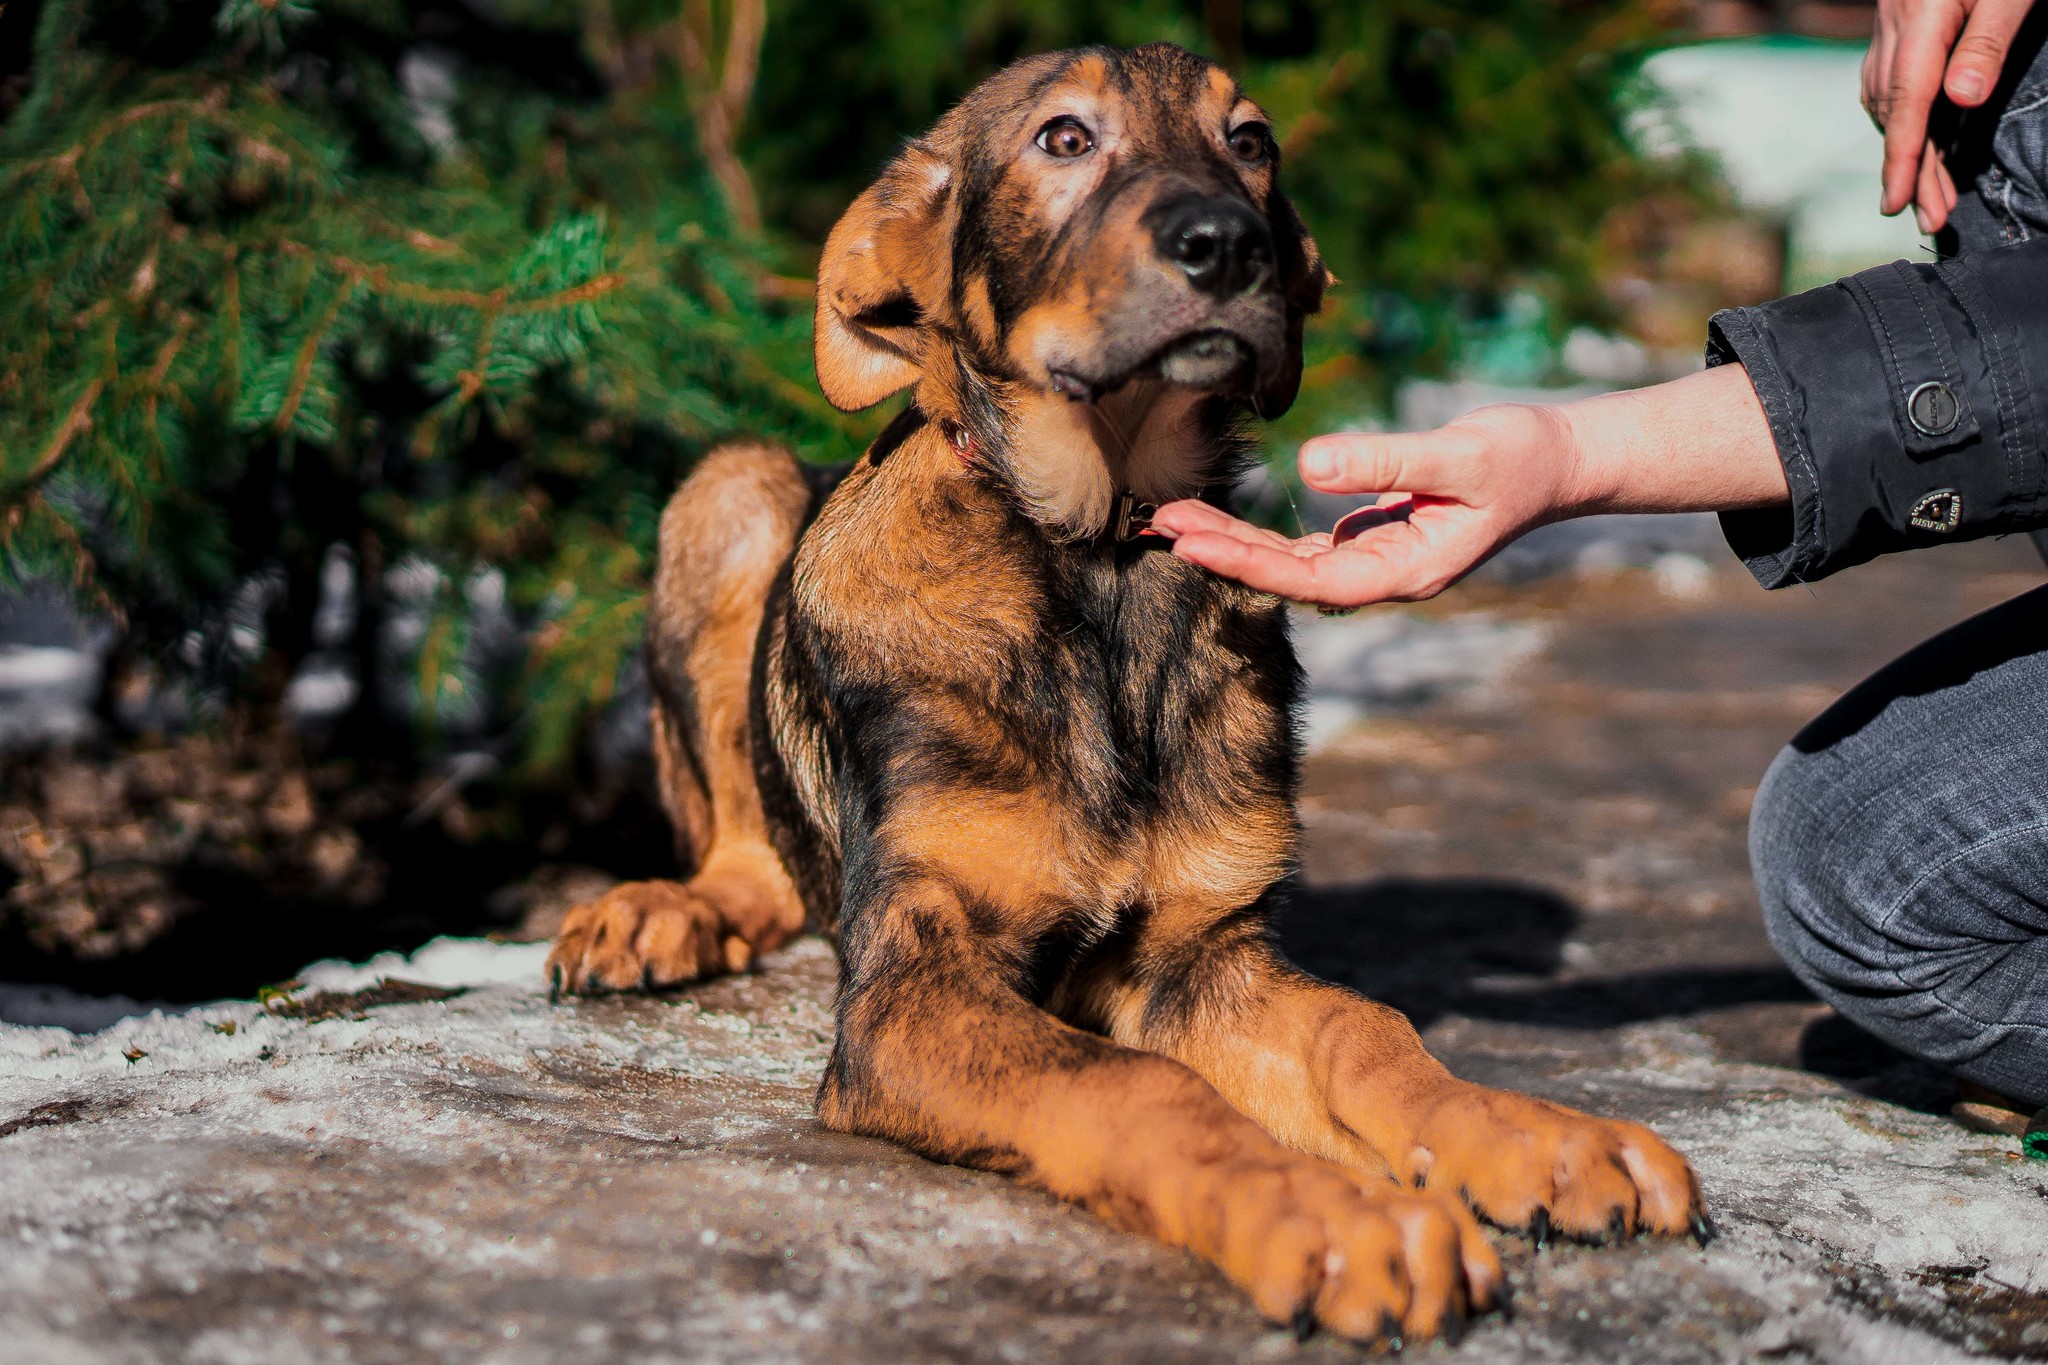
[1953,1080,2048,1158]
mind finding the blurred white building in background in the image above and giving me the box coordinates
[1640,37,1928,290]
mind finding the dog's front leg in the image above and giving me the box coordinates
[1103,927,1706,1244]
[816,877,1503,1343]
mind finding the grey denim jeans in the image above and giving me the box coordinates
[1751,19,2048,1109]
[1753,587,2048,1108]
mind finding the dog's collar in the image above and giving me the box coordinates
[939,418,1159,545]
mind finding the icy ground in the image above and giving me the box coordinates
[1,931,2041,1364]
[5,539,2048,1363]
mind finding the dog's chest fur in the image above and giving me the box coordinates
[758,430,1301,945]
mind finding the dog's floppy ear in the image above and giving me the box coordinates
[1258,194,1335,418]
[813,141,954,412]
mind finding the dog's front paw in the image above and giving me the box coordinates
[1404,1083,1705,1244]
[1204,1159,1504,1345]
[546,880,749,997]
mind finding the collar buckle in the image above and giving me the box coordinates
[1112,490,1158,543]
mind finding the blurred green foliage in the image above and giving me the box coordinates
[0,0,1696,785]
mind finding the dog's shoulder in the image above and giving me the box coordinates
[789,426,1048,685]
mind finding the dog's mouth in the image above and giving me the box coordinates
[1151,330,1256,390]
[1048,329,1257,404]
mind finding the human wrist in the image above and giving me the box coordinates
[1550,365,1787,517]
[1550,393,1631,519]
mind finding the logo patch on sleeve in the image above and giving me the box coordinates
[1908,489,1962,533]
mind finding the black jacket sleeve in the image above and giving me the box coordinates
[1706,235,2048,588]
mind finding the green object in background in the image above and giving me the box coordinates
[2025,1111,2048,1161]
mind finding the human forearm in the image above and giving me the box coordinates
[1558,363,1788,518]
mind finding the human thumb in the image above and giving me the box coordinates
[1299,430,1461,497]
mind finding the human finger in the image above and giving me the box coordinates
[1916,138,1949,231]
[1946,0,2033,105]
[1170,520,1479,607]
[1862,15,1894,127]
[1149,499,1323,556]
[1150,497,1259,540]
[1880,19,1954,215]
[1296,427,1481,498]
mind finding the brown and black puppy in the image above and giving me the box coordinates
[547,43,1706,1345]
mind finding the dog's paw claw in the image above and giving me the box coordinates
[1690,1212,1718,1248]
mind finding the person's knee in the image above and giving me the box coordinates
[1753,744,2048,1098]
[1748,742,1876,993]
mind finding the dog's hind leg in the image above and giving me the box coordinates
[547,443,810,996]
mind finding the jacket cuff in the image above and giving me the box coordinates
[1706,241,2048,588]
[1705,306,1823,588]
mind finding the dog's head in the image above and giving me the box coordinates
[814,44,1330,536]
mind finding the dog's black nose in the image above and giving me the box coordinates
[1153,197,1274,299]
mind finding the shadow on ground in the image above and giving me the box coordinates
[1278,875,1812,1031]
[1278,875,1966,1113]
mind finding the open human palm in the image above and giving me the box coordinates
[1153,365,1787,610]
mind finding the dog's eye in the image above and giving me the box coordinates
[1035,117,1095,160]
[1228,123,1272,165]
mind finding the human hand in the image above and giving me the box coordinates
[1864,0,2037,231]
[1154,403,1585,608]
[1154,365,1787,610]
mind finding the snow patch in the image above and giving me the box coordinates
[296,935,553,993]
[1296,609,1551,748]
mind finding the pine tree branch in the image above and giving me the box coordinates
[138,314,196,488]
[269,240,628,316]
[457,294,504,405]
[2,375,104,508]
[273,280,354,435]
[35,499,118,619]
[1460,5,1664,125]
[219,249,243,405]
[13,89,229,185]
[503,273,631,315]
[1281,54,1359,161]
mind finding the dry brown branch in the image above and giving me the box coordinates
[718,0,765,131]
[582,0,660,91]
[677,0,765,233]
[759,273,816,303]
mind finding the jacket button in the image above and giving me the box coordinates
[1907,380,1961,436]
